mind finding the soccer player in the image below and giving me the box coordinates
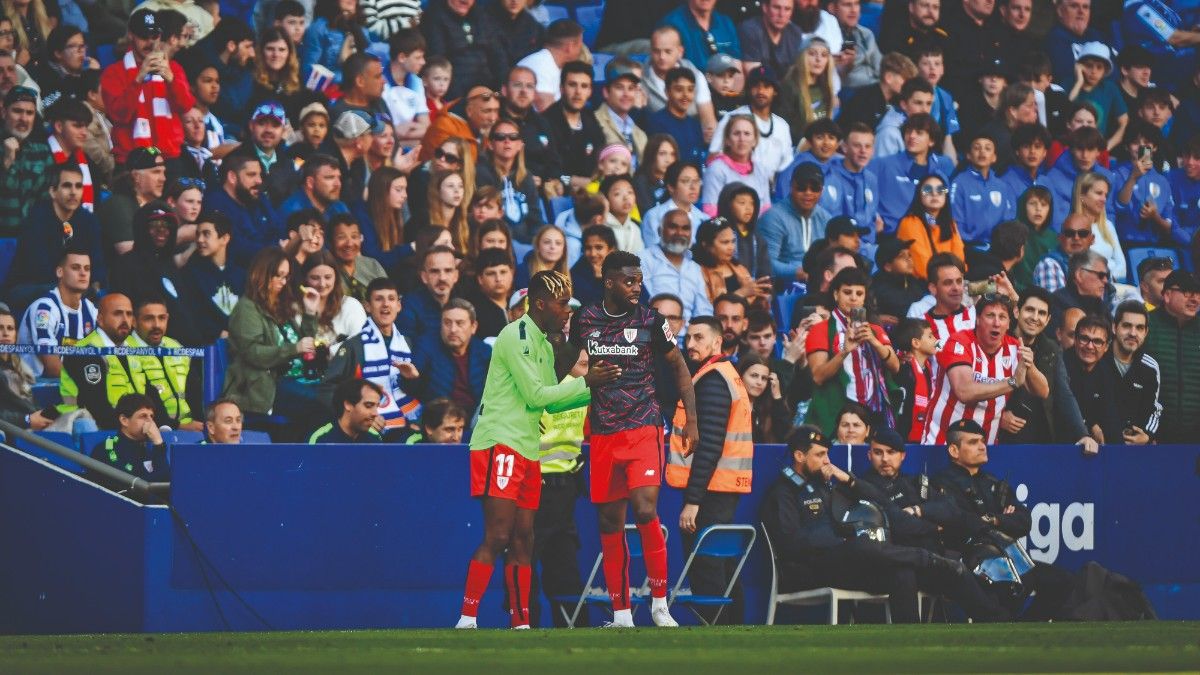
[568,250,699,628]
[457,271,620,630]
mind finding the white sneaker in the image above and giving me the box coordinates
[455,616,477,629]
[511,624,530,630]
[603,608,635,628]
[650,606,679,627]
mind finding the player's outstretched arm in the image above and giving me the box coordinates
[666,348,699,455]
[501,333,593,412]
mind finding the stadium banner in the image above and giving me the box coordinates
[1,441,1196,633]
[0,344,206,357]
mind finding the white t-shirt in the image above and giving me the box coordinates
[708,105,794,177]
[383,84,429,125]
[517,49,562,101]
[642,59,713,114]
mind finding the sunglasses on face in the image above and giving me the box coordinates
[434,148,462,164]
[794,182,822,193]
[1062,228,1091,239]
[920,184,948,195]
[1081,267,1110,282]
[490,132,521,142]
[704,32,718,55]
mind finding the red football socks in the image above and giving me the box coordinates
[637,519,669,598]
[505,564,532,627]
[461,560,493,618]
[600,531,631,611]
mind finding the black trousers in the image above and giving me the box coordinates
[526,472,588,628]
[1009,561,1074,621]
[678,492,743,625]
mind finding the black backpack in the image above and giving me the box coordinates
[1060,561,1158,621]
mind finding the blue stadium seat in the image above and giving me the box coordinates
[17,431,85,473]
[203,338,229,407]
[0,238,17,286]
[860,1,883,36]
[669,525,756,625]
[1127,246,1180,285]
[553,523,666,627]
[32,381,61,408]
[542,4,570,25]
[94,44,116,69]
[591,51,614,82]
[164,430,205,445]
[576,3,604,48]
[548,196,573,220]
[241,430,272,443]
[79,431,115,458]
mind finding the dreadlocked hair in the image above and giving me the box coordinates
[529,270,573,301]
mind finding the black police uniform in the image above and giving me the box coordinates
[761,465,1005,623]
[933,462,1074,620]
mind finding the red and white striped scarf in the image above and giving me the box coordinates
[123,50,172,151]
[47,135,93,212]
[831,308,880,404]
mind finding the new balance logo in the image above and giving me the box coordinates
[644,469,656,476]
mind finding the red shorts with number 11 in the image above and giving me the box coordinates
[589,425,664,504]
[470,445,542,510]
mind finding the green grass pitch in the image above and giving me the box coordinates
[1,622,1197,673]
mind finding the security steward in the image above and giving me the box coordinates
[933,418,1074,620]
[665,316,753,624]
[760,425,1006,623]
[127,296,203,431]
[59,293,169,429]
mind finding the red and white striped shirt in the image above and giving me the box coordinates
[925,305,977,350]
[48,135,93,212]
[921,329,1021,445]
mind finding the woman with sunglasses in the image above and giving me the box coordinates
[896,174,966,281]
[1071,171,1127,283]
[475,119,541,243]
[408,137,474,223]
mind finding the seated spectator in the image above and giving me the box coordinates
[28,25,93,96]
[1071,171,1125,283]
[204,153,283,269]
[890,317,937,441]
[179,108,221,184]
[571,225,617,308]
[467,187,504,237]
[426,169,471,254]
[825,122,882,239]
[704,52,745,118]
[805,267,899,434]
[872,238,924,322]
[642,160,707,249]
[1048,125,1116,230]
[18,248,96,379]
[914,45,959,162]
[5,164,105,308]
[1113,120,1178,248]
[837,52,916,131]
[86,393,171,499]
[323,278,422,435]
[167,179,205,256]
[109,202,198,344]
[1050,251,1112,330]
[543,63,605,192]
[978,83,1041,175]
[227,101,301,207]
[469,219,515,267]
[397,244,460,341]
[185,64,231,154]
[759,161,831,284]
[1046,100,1107,167]
[871,113,955,233]
[639,212,716,323]
[692,218,769,307]
[821,216,870,268]
[223,248,320,419]
[475,118,542,243]
[633,133,680,216]
[710,66,793,182]
[641,26,719,136]
[516,224,569,290]
[420,56,453,124]
[98,146,166,256]
[464,248,515,339]
[299,249,368,347]
[645,68,707,166]
[43,98,96,214]
[874,77,933,159]
[896,174,965,282]
[205,398,244,444]
[1169,136,1200,244]
[1000,123,1051,199]
[409,299,491,417]
[738,0,801,76]
[355,166,415,275]
[0,304,42,430]
[126,296,201,431]
[717,182,771,281]
[516,19,584,112]
[281,209,327,270]
[290,102,340,165]
[600,174,644,254]
[74,70,116,187]
[419,0,507,100]
[1136,255,1172,310]
[833,401,872,444]
[1033,212,1095,293]
[777,36,837,139]
[309,379,385,443]
[966,220,1027,282]
[954,61,1008,153]
[249,28,324,129]
[1135,88,1179,163]
[301,0,371,87]
[830,0,882,89]
[701,114,773,214]
[328,214,389,304]
[330,110,376,204]
[403,397,467,443]
[553,190,607,269]
[660,0,742,71]
[1067,42,1127,151]
[489,0,544,65]
[196,17,257,135]
[738,352,792,443]
[950,132,1017,246]
[774,118,841,209]
[1015,52,1071,139]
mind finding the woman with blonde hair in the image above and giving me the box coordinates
[3,0,53,65]
[701,114,772,215]
[778,36,838,138]
[475,118,541,243]
[515,224,569,288]
[250,27,317,124]
[409,136,474,224]
[427,169,471,257]
[1072,171,1126,282]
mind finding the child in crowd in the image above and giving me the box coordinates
[1113,120,1178,247]
[1047,100,1109,167]
[383,28,430,148]
[890,317,939,443]
[421,57,453,125]
[1010,185,1057,292]
[1001,123,1051,198]
[705,53,745,118]
[956,59,1007,151]
[874,77,933,158]
[291,102,336,162]
[587,144,640,221]
[915,45,959,163]
[1046,125,1113,228]
[1117,45,1155,117]
[646,68,707,165]
[1015,52,1070,138]
[774,119,842,206]
[1069,42,1128,150]
[871,238,924,322]
[600,174,643,254]
[949,131,1016,246]
[1169,136,1200,244]
[1135,88,1178,166]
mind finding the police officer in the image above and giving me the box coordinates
[761,425,1004,623]
[665,316,754,624]
[933,418,1074,620]
[128,295,202,431]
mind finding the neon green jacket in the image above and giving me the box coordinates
[470,314,590,460]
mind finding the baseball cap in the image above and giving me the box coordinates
[787,425,832,452]
[871,428,906,452]
[1162,270,1200,293]
[3,86,37,107]
[126,146,165,170]
[977,56,1009,80]
[826,216,869,239]
[946,418,986,437]
[508,288,528,310]
[298,101,329,122]
[1073,41,1113,69]
[251,101,286,123]
[875,238,915,268]
[333,109,373,139]
[705,53,740,76]
[604,60,641,85]
[746,65,778,89]
[129,9,161,39]
[791,161,825,187]
[134,200,179,228]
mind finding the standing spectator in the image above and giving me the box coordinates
[18,249,97,378]
[896,174,965,281]
[381,29,429,147]
[701,115,774,214]
[642,26,719,139]
[646,68,708,165]
[777,36,837,139]
[300,0,370,87]
[642,161,707,249]
[203,154,282,268]
[739,0,804,78]
[660,0,743,71]
[420,0,508,99]
[100,10,196,165]
[0,85,50,237]
[1113,121,1178,248]
[308,379,385,443]
[516,20,584,112]
[871,113,956,233]
[759,161,831,284]
[1062,315,1120,444]
[921,292,1046,443]
[488,0,544,64]
[830,0,882,89]
[1142,270,1200,443]
[906,253,975,349]
[1042,0,1102,88]
[949,132,1016,246]
[181,211,245,345]
[544,62,605,191]
[639,209,715,322]
[409,299,491,416]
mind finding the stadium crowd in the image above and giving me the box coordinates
[0,0,1183,627]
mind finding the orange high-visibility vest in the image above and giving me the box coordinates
[665,358,754,494]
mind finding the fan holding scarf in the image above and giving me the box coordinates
[803,266,900,436]
[98,9,196,165]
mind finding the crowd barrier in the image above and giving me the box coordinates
[0,440,1197,634]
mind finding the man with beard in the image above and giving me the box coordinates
[708,66,793,178]
[397,245,461,341]
[196,18,256,128]
[278,154,350,221]
[127,296,202,430]
[545,62,606,191]
[639,210,714,323]
[879,0,949,63]
[791,0,843,54]
[43,98,96,214]
[713,293,749,357]
[0,86,51,237]
[228,101,300,206]
[501,66,563,192]
[108,202,198,344]
[739,0,804,78]
[660,0,743,71]
[308,379,385,444]
[202,153,281,268]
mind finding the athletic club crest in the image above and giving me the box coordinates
[623,328,638,343]
[989,191,1002,207]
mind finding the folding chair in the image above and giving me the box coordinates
[552,522,667,628]
[668,524,756,625]
[759,523,892,625]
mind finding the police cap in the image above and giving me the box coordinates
[946,418,986,438]
[787,424,831,452]
[871,427,906,452]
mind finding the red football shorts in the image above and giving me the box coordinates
[589,425,664,504]
[470,445,542,510]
